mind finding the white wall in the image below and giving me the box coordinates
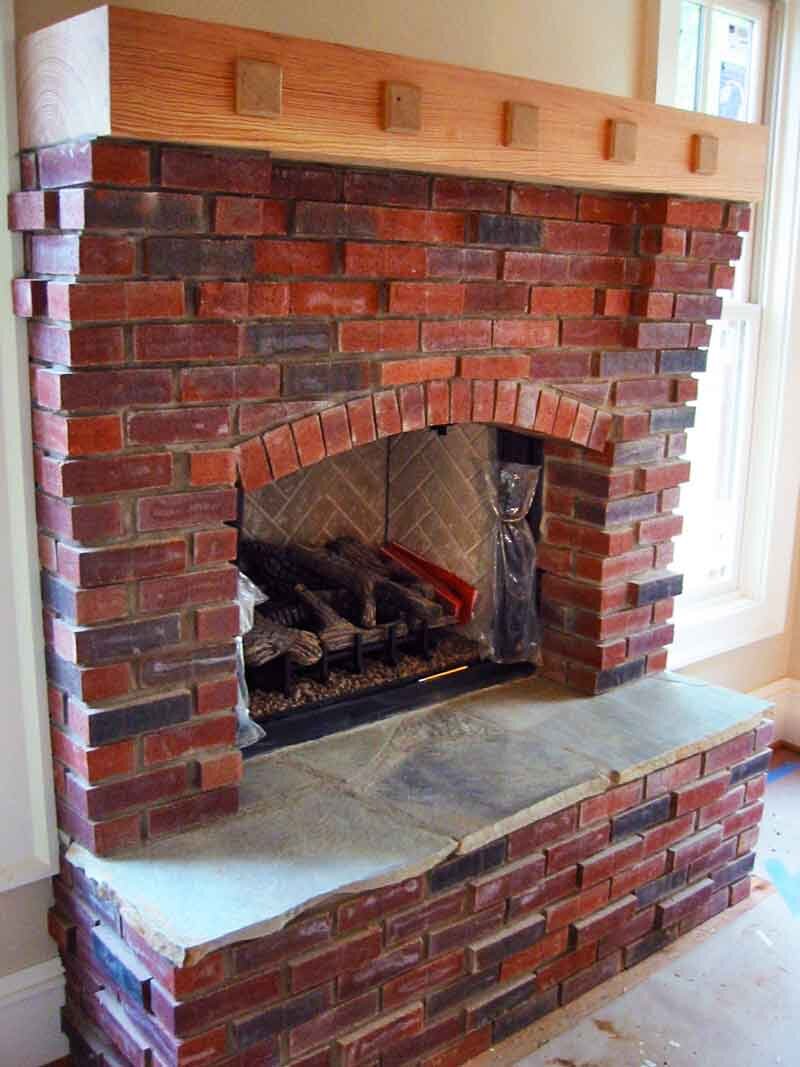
[15,0,646,98]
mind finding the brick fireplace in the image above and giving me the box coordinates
[10,139,753,852]
[10,8,776,1067]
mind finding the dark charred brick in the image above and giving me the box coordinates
[244,322,332,358]
[612,795,671,841]
[426,969,497,1018]
[233,987,331,1049]
[650,407,696,432]
[711,852,756,891]
[492,987,559,1041]
[596,350,657,377]
[82,189,206,231]
[295,202,378,238]
[575,494,658,527]
[629,571,684,606]
[283,360,369,396]
[658,349,709,374]
[145,237,254,276]
[80,691,192,745]
[623,928,672,967]
[729,751,771,786]
[71,616,181,665]
[471,214,541,247]
[429,839,506,893]
[605,438,667,466]
[343,170,430,207]
[465,975,537,1030]
[595,658,647,692]
[561,952,621,1004]
[635,869,688,908]
[91,926,152,1008]
[41,572,79,621]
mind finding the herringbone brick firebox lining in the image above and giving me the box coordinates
[10,137,749,857]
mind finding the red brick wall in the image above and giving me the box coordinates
[9,139,748,855]
[53,720,772,1067]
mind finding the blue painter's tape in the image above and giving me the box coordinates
[767,762,800,785]
[765,859,800,916]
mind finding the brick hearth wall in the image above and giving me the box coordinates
[9,139,748,855]
[52,720,773,1067]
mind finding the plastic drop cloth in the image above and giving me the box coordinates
[235,571,267,747]
[480,461,541,664]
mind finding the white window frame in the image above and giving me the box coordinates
[645,0,800,668]
[0,0,58,890]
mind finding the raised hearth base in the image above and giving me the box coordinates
[53,673,772,1066]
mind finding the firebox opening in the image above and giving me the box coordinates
[234,424,544,753]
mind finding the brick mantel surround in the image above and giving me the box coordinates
[8,138,752,856]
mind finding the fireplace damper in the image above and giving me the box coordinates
[237,426,544,751]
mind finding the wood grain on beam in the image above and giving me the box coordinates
[17,5,768,202]
[17,6,111,149]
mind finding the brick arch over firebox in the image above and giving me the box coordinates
[230,368,687,699]
[234,377,611,491]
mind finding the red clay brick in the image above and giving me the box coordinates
[493,319,559,349]
[340,320,419,352]
[421,319,492,351]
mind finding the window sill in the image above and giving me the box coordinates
[669,588,787,668]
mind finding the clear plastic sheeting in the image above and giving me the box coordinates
[481,462,541,664]
[235,571,267,748]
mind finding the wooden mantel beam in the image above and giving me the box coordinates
[17,5,768,202]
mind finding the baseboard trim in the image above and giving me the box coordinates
[751,676,800,747]
[0,957,67,1067]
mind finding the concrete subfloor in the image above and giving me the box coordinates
[473,747,800,1067]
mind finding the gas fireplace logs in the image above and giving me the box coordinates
[239,537,477,710]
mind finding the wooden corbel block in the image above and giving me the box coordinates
[692,133,719,175]
[235,58,283,117]
[608,119,638,163]
[383,82,422,133]
[504,102,539,149]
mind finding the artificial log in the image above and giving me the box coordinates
[286,545,378,627]
[378,578,444,624]
[239,540,322,600]
[294,584,368,653]
[244,614,322,667]
[328,537,437,599]
[289,545,444,626]
[259,600,309,629]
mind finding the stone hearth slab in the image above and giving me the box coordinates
[66,672,768,966]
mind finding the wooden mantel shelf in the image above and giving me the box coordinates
[17,5,767,202]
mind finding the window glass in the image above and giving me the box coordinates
[677,1,705,110]
[673,316,755,595]
[706,9,755,120]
